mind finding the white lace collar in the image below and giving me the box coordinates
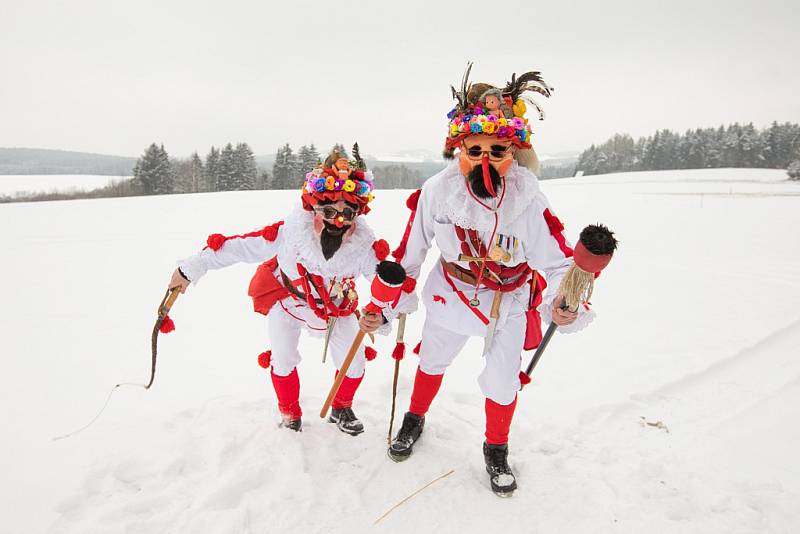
[432,159,541,232]
[280,208,376,278]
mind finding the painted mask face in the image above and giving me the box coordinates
[313,199,357,234]
[458,135,514,198]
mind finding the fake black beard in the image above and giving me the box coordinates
[320,221,348,260]
[467,162,502,199]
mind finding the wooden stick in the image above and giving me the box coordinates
[373,470,455,525]
[319,329,365,418]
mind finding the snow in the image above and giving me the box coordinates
[0,175,127,196]
[1,168,799,533]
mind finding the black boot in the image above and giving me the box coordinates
[280,416,302,432]
[388,412,425,462]
[328,407,364,436]
[483,442,517,496]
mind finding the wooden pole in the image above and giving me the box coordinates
[319,329,366,418]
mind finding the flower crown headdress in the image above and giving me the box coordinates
[301,143,375,215]
[443,62,553,158]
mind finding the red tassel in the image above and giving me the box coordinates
[159,315,175,334]
[518,371,532,387]
[413,341,421,355]
[257,350,272,369]
[391,341,405,361]
[364,346,378,361]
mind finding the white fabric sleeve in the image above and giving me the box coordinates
[525,195,595,333]
[178,226,283,284]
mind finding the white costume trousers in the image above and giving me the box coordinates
[417,305,526,406]
[267,300,366,379]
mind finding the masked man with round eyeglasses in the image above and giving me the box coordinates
[384,67,595,495]
[168,146,401,435]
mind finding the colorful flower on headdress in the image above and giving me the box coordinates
[512,99,527,118]
[325,176,336,190]
[313,178,326,192]
[343,180,356,192]
[444,66,551,152]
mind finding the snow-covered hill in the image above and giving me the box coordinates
[1,168,798,533]
[0,174,127,196]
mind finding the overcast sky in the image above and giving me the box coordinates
[1,0,798,159]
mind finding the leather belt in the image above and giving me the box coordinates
[281,270,324,305]
[440,257,479,286]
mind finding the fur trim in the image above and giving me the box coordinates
[432,160,542,232]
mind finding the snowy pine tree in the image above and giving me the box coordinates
[133,143,173,195]
[217,144,236,191]
[204,147,220,192]
[272,143,295,189]
[233,143,257,190]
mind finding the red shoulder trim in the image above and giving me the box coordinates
[205,221,284,251]
[542,208,573,258]
[392,189,422,262]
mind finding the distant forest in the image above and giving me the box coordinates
[3,121,799,203]
[0,147,136,175]
[575,121,800,176]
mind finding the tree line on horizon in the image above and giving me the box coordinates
[576,121,800,177]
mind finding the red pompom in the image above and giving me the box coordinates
[206,233,227,251]
[391,342,405,361]
[406,189,421,210]
[401,277,417,293]
[159,315,175,334]
[413,341,421,355]
[257,350,272,369]
[518,371,532,387]
[262,221,284,242]
[372,239,390,261]
[364,346,378,361]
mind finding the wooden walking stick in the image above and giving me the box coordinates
[521,224,617,385]
[387,313,407,443]
[148,287,181,389]
[320,261,406,418]
[320,329,366,418]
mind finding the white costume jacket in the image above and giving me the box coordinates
[177,208,390,377]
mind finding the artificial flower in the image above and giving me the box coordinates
[512,99,527,117]
[343,180,356,192]
[313,178,326,192]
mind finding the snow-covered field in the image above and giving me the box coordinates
[0,175,126,196]
[1,168,799,533]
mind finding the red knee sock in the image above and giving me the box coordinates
[409,367,444,417]
[485,396,517,445]
[332,372,364,409]
[271,369,302,419]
